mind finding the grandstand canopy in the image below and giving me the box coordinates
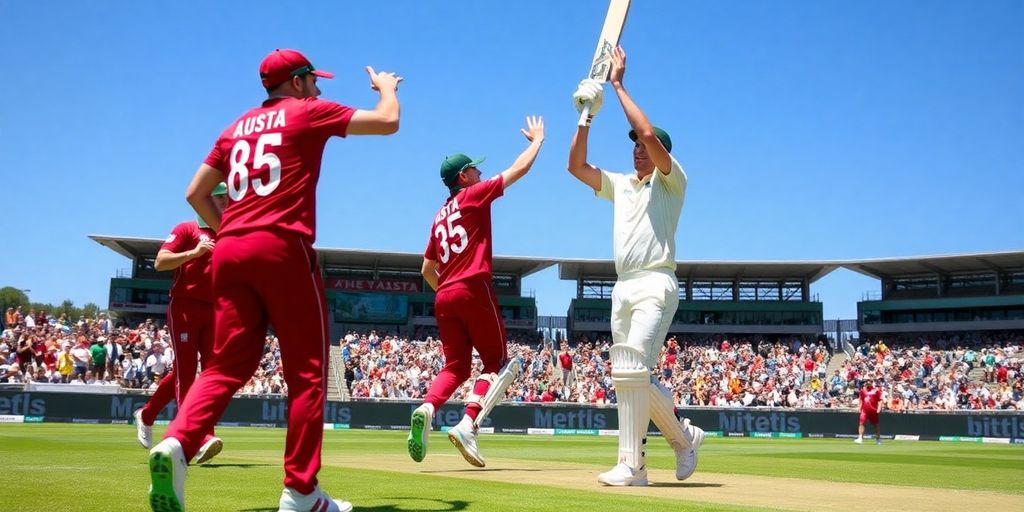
[558,259,841,283]
[90,235,162,260]
[315,247,556,276]
[844,251,1024,280]
[89,235,557,277]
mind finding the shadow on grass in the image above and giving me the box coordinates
[240,497,470,512]
[649,482,724,488]
[198,463,276,469]
[419,467,578,474]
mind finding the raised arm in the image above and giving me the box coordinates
[567,125,603,192]
[609,47,672,175]
[499,116,545,190]
[347,66,402,135]
[186,164,224,232]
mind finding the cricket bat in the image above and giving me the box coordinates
[578,0,631,127]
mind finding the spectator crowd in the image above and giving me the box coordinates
[5,305,1022,411]
[339,329,1024,411]
[1,306,284,395]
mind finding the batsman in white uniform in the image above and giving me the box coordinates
[567,46,705,487]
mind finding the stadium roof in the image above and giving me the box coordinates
[88,235,557,277]
[90,235,163,260]
[314,247,556,277]
[558,259,841,283]
[843,250,1024,280]
[91,235,1024,283]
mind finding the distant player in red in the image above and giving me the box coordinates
[147,49,401,512]
[134,183,228,466]
[856,377,884,445]
[407,116,545,468]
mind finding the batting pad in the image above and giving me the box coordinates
[610,344,650,470]
[648,378,689,450]
[472,359,520,427]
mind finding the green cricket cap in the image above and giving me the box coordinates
[211,182,228,196]
[628,126,672,152]
[440,153,485,187]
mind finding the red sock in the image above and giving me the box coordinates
[464,378,491,422]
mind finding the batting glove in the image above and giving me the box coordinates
[572,78,604,116]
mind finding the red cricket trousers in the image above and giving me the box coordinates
[424,277,508,411]
[139,297,216,444]
[164,231,329,494]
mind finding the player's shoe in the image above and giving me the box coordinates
[278,486,352,512]
[135,409,153,449]
[192,436,223,464]
[598,462,648,486]
[876,438,882,445]
[407,403,433,462]
[675,419,705,481]
[448,419,485,468]
[148,437,187,512]
[854,437,863,444]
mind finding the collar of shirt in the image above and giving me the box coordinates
[629,173,654,188]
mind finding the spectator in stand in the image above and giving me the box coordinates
[90,337,107,381]
[558,344,574,388]
[71,339,90,378]
[16,337,35,374]
[344,360,355,394]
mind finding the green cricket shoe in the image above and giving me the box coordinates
[148,438,188,512]
[407,403,434,462]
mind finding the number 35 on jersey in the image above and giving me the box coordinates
[433,197,467,264]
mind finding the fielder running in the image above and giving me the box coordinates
[408,116,545,468]
[147,49,401,512]
[567,46,704,487]
[134,183,229,466]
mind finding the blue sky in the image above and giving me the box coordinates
[1,1,1021,319]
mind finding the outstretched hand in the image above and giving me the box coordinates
[609,46,626,87]
[366,66,403,92]
[521,115,545,143]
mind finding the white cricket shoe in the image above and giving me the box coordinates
[135,409,153,449]
[193,436,223,464]
[278,486,352,512]
[598,462,648,486]
[148,437,187,512]
[854,437,864,444]
[448,418,485,468]
[876,438,882,445]
[675,419,705,481]
[407,403,433,462]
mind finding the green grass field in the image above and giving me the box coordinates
[2,424,1022,511]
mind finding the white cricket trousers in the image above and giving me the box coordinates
[610,268,679,369]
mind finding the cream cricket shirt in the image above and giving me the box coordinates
[597,155,687,276]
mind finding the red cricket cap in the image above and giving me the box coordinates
[259,49,335,89]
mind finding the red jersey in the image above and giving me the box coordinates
[559,353,572,370]
[203,96,355,243]
[161,221,216,303]
[859,386,882,411]
[424,176,504,289]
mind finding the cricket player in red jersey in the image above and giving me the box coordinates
[407,116,545,468]
[134,183,229,466]
[147,49,401,512]
[855,377,884,444]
